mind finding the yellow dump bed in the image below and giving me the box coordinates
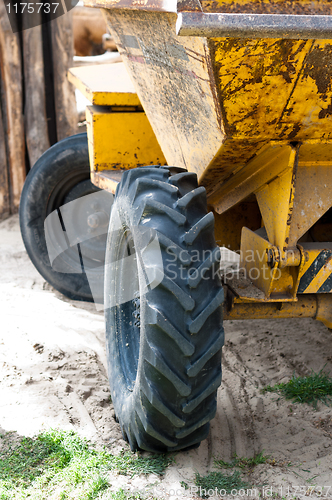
[81,0,332,213]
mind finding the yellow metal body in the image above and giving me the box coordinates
[86,106,166,172]
[70,0,332,327]
[68,63,141,106]
[68,63,166,181]
[237,142,332,303]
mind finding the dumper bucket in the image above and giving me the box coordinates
[85,0,332,207]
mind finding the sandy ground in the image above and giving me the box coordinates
[1,214,332,499]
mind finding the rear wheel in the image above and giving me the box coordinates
[104,165,224,452]
[19,133,110,302]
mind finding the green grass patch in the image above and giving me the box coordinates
[0,429,173,500]
[215,452,269,469]
[106,489,148,499]
[262,368,332,408]
[109,452,172,477]
[195,471,250,498]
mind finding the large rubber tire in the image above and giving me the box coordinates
[105,166,224,452]
[19,133,107,302]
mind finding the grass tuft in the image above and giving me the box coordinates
[0,429,173,500]
[110,451,173,477]
[214,452,269,469]
[106,489,147,499]
[262,368,332,408]
[194,471,249,498]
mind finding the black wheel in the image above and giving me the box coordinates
[19,133,112,302]
[104,166,224,452]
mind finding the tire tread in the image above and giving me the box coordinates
[105,165,224,452]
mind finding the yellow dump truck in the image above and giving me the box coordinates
[20,0,332,452]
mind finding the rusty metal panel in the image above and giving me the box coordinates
[103,9,225,179]
[84,0,177,12]
[200,0,332,15]
[177,12,332,39]
[87,0,200,11]
[210,38,332,142]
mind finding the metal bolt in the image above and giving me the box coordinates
[87,211,109,229]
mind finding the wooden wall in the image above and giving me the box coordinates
[0,6,78,220]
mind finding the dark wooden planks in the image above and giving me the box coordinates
[51,11,78,141]
[0,0,26,213]
[22,13,50,167]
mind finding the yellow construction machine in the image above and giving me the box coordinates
[20,0,332,452]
